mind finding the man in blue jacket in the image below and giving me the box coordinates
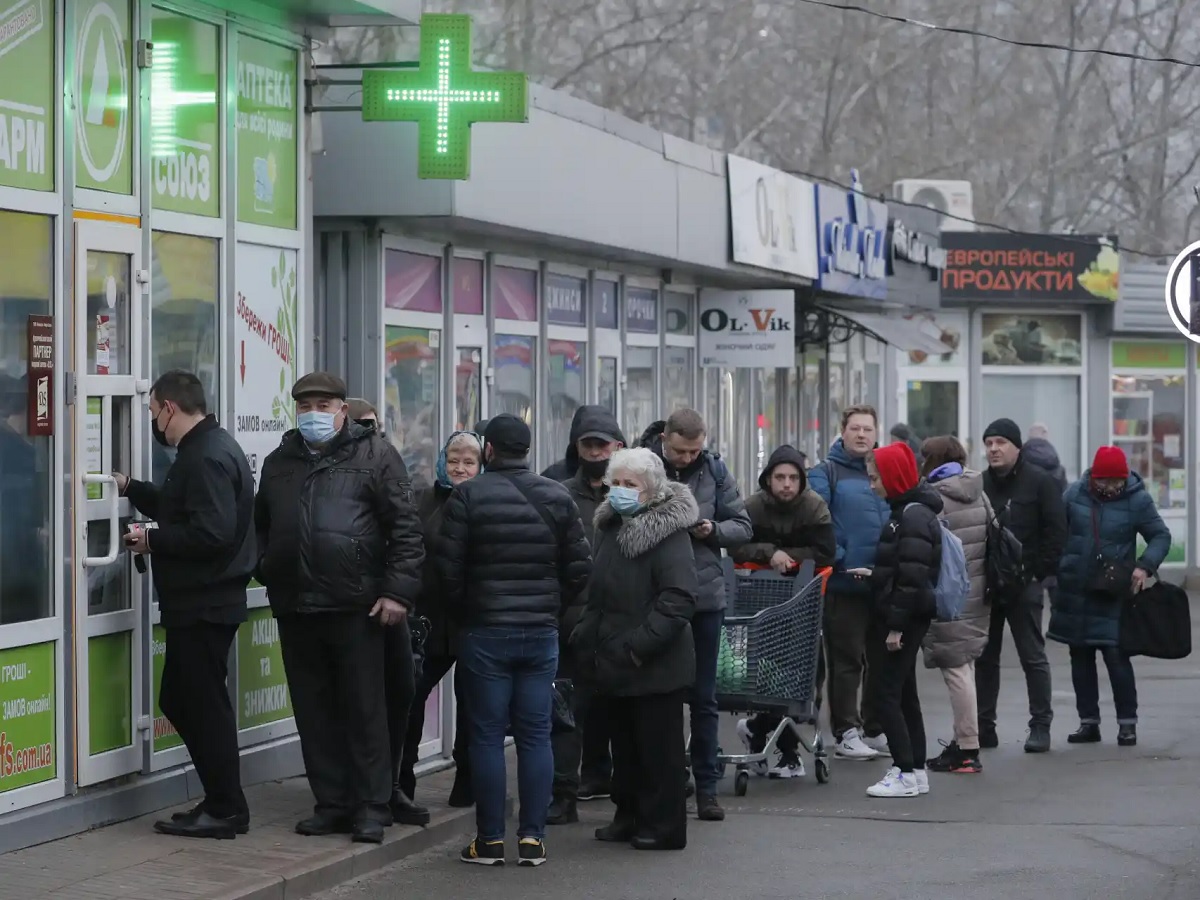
[807,405,891,761]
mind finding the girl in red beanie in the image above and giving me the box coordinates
[862,441,945,798]
[1049,445,1171,747]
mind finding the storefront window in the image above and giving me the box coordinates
[548,340,585,458]
[624,346,657,441]
[493,334,535,424]
[384,326,441,489]
[598,356,617,417]
[385,250,442,313]
[704,367,722,454]
[800,355,824,462]
[981,375,1081,480]
[494,267,537,321]
[456,347,481,431]
[664,347,693,413]
[980,313,1082,366]
[827,357,847,450]
[0,211,52,625]
[906,380,960,440]
[665,291,694,335]
[1110,341,1187,564]
[757,369,779,469]
[150,232,219,483]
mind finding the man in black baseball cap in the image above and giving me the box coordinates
[437,413,593,866]
[255,371,425,843]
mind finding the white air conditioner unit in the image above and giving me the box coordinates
[892,179,976,232]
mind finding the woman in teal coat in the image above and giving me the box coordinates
[1049,446,1170,748]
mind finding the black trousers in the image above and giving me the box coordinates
[159,622,247,820]
[399,651,470,799]
[384,618,417,797]
[278,612,392,821]
[873,620,930,773]
[597,690,687,847]
[551,646,610,798]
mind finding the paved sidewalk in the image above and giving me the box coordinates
[0,762,504,900]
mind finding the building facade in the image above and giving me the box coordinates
[0,0,417,852]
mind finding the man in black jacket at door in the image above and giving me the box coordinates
[115,370,256,840]
[255,372,425,845]
[978,417,1068,754]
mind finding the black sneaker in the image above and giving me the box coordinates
[1024,724,1051,754]
[546,797,578,825]
[1117,724,1137,747]
[979,727,999,749]
[696,793,725,821]
[517,838,547,867]
[577,781,611,801]
[927,740,960,772]
[461,838,505,866]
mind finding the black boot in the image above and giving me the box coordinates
[695,793,725,821]
[448,771,474,808]
[1067,723,1101,744]
[1024,724,1051,753]
[1117,724,1137,746]
[389,790,431,827]
[546,795,578,825]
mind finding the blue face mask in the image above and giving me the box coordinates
[609,485,643,517]
[298,410,339,444]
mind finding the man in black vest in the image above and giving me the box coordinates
[115,370,256,839]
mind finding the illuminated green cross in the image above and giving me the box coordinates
[361,14,529,180]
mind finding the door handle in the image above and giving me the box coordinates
[83,474,120,567]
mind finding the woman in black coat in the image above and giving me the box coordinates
[865,441,943,800]
[571,447,700,851]
[396,429,484,811]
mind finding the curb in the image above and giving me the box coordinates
[213,800,509,900]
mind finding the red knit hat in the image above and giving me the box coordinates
[1091,445,1129,480]
[872,441,920,498]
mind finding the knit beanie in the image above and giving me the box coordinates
[872,441,919,498]
[983,417,1023,449]
[1091,445,1129,480]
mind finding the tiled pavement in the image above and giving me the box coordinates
[0,763,503,900]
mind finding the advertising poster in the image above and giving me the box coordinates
[75,0,133,194]
[237,608,292,730]
[149,626,184,752]
[150,9,220,217]
[0,0,54,191]
[698,289,796,369]
[0,641,56,793]
[233,242,298,491]
[980,313,1082,366]
[942,233,1120,303]
[237,36,297,229]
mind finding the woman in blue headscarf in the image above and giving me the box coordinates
[397,429,484,810]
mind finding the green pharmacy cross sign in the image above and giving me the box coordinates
[361,14,529,180]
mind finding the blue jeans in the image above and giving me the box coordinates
[458,624,558,841]
[689,609,723,795]
[1070,645,1138,726]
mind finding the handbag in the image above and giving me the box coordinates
[1120,580,1192,659]
[551,678,576,734]
[1085,505,1134,601]
[985,501,1025,606]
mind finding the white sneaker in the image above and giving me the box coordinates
[866,766,919,798]
[735,718,769,776]
[768,756,806,779]
[835,727,880,760]
[913,768,929,794]
[861,732,891,756]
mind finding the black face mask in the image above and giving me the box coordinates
[579,457,609,481]
[151,409,171,447]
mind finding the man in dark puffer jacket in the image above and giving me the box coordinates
[256,372,425,845]
[541,405,597,482]
[437,414,593,867]
[548,407,626,824]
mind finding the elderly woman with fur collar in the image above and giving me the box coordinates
[570,447,699,852]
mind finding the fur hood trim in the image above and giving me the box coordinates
[594,481,699,558]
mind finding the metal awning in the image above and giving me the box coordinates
[204,0,422,27]
[826,308,953,355]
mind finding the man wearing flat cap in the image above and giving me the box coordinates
[979,417,1067,754]
[254,371,425,844]
[437,413,593,867]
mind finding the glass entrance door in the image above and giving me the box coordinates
[900,377,966,442]
[73,221,147,786]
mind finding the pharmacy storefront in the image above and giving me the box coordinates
[0,0,414,850]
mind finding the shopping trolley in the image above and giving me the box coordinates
[712,565,831,797]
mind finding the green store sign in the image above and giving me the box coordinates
[238,608,292,729]
[0,0,54,191]
[237,36,297,229]
[361,14,529,180]
[0,642,56,794]
[150,9,219,217]
[1111,340,1187,369]
[150,626,184,752]
[75,0,133,195]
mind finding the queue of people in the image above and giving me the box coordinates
[120,368,1173,862]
